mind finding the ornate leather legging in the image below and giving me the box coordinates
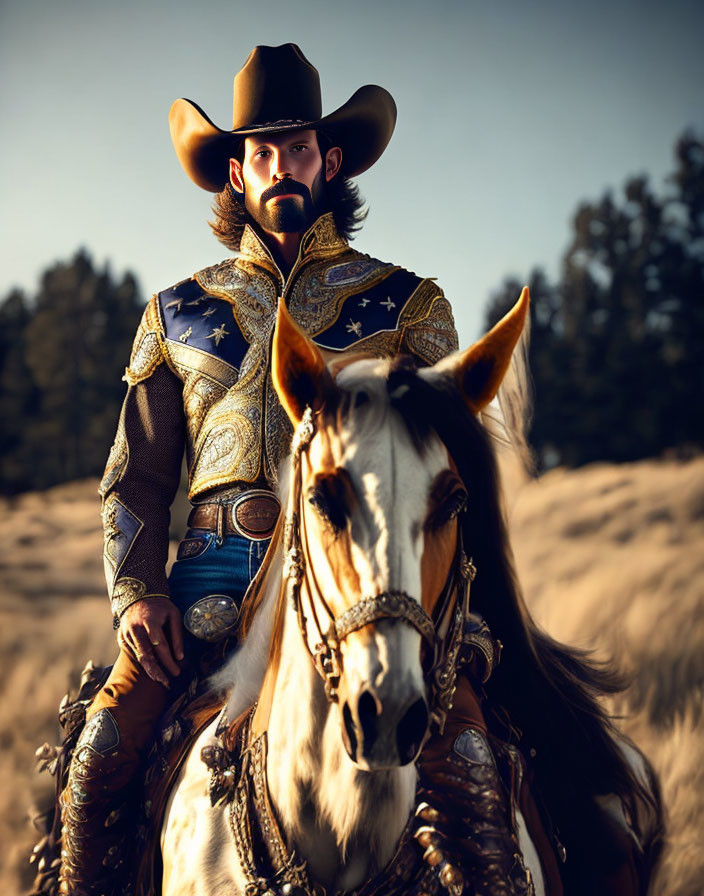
[59,532,269,896]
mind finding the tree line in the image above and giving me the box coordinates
[0,252,142,494]
[485,131,703,469]
[0,132,702,494]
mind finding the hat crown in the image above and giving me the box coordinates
[232,43,322,131]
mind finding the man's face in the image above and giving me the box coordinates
[229,129,341,235]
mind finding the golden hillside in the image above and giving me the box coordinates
[1,458,702,895]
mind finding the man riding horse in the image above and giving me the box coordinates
[57,44,650,896]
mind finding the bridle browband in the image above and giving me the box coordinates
[334,590,436,645]
[283,406,476,733]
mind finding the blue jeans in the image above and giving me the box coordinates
[168,532,269,642]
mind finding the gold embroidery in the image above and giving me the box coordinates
[263,375,293,485]
[99,418,128,498]
[299,212,347,256]
[398,278,442,326]
[165,340,239,387]
[113,577,146,604]
[124,295,165,385]
[161,341,239,468]
[182,376,228,468]
[239,225,280,269]
[338,329,402,359]
[189,339,266,496]
[287,255,396,337]
[401,290,459,366]
[179,326,193,343]
[102,497,121,547]
[195,260,278,344]
[110,577,169,623]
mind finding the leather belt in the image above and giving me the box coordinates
[188,489,281,542]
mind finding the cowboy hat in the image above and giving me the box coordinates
[169,43,397,192]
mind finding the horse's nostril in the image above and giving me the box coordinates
[396,697,428,765]
[358,689,379,748]
[342,701,358,761]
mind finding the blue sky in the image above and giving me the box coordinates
[1,0,702,343]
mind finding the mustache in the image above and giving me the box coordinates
[260,179,311,203]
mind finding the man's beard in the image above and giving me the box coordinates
[245,171,326,234]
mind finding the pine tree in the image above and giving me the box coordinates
[484,131,704,468]
[0,251,143,493]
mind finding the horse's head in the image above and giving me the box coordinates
[271,290,529,771]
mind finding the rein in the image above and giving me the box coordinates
[282,407,477,732]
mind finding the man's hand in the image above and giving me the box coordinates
[119,597,185,687]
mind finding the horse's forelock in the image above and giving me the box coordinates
[321,355,439,458]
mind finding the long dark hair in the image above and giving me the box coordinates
[382,357,662,892]
[209,131,367,250]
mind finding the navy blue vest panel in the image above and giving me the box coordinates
[313,269,423,351]
[159,280,250,371]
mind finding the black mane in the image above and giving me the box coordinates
[382,356,655,891]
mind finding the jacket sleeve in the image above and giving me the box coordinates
[99,294,186,627]
[397,280,460,366]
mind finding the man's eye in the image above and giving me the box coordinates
[291,144,307,152]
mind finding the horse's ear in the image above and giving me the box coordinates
[272,301,336,426]
[437,287,530,414]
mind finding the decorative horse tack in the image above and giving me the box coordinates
[333,590,436,645]
[204,709,477,896]
[282,406,478,716]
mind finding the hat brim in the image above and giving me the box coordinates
[169,85,397,192]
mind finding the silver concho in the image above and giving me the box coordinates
[453,727,497,769]
[184,595,239,641]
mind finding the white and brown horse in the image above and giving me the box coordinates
[159,291,661,896]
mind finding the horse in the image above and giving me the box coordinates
[159,290,662,895]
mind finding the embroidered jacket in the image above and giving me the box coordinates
[100,214,459,622]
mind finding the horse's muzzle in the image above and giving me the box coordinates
[341,686,429,769]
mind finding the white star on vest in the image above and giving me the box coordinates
[207,323,229,345]
[346,319,363,338]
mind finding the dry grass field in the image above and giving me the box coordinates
[1,458,703,895]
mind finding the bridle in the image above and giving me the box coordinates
[282,407,477,734]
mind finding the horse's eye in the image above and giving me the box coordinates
[427,488,467,531]
[307,473,349,533]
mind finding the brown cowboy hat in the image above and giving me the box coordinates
[169,43,397,192]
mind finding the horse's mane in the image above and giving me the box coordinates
[383,354,650,891]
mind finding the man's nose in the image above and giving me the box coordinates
[272,152,292,181]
